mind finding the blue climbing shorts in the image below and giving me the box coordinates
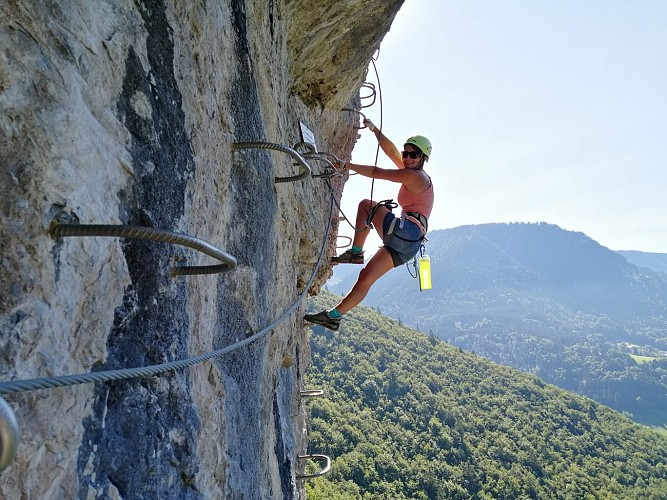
[382,212,423,267]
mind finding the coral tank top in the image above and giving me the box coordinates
[397,175,434,219]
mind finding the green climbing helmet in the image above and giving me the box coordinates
[405,135,432,161]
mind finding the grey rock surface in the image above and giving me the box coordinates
[0,0,403,497]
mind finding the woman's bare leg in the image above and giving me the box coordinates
[351,199,390,248]
[334,247,394,315]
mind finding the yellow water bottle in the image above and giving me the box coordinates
[419,254,432,290]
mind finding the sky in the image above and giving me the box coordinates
[338,0,667,254]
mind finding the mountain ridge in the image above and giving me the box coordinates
[328,222,667,425]
[618,250,667,275]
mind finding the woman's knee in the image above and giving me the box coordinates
[356,251,393,286]
[358,198,375,212]
[355,267,376,289]
[356,266,369,282]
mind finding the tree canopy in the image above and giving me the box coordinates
[304,291,667,499]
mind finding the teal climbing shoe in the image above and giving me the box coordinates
[304,310,341,331]
[331,249,364,265]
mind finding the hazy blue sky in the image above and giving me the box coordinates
[340,0,667,253]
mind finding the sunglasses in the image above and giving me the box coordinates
[402,150,422,159]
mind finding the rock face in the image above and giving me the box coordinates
[0,0,403,498]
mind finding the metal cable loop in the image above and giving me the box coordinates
[50,223,237,276]
[232,142,311,183]
[0,195,335,396]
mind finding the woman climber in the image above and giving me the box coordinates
[304,119,434,331]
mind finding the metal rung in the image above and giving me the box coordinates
[232,141,311,183]
[342,108,367,129]
[359,82,377,108]
[296,454,331,479]
[299,389,325,399]
[50,223,237,276]
[336,236,352,249]
[0,397,19,472]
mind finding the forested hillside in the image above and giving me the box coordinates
[328,223,667,425]
[304,292,667,499]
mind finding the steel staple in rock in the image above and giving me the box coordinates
[232,142,311,183]
[296,454,332,479]
[51,223,237,276]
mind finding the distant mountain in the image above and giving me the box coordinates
[617,250,667,275]
[305,291,667,499]
[327,223,667,425]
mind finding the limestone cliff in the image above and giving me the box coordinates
[0,0,403,498]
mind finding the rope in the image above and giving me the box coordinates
[368,58,384,205]
[336,58,386,233]
[50,223,237,276]
[365,199,397,229]
[0,196,335,396]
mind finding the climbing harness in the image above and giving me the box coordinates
[340,54,435,294]
[380,205,427,249]
[366,199,397,229]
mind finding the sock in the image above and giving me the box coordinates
[351,245,363,254]
[328,309,342,319]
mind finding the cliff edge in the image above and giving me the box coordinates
[0,0,403,498]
